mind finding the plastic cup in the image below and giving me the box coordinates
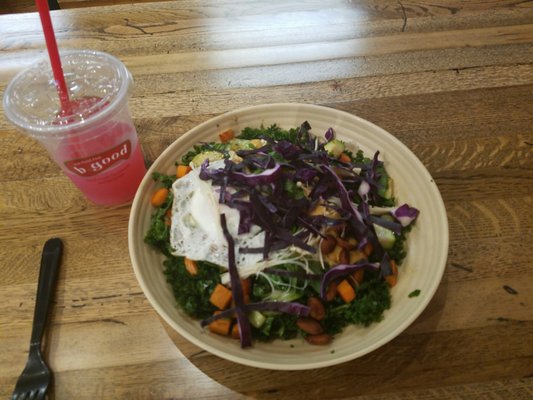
[3,50,147,205]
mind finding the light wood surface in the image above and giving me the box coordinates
[0,0,172,15]
[1,1,532,399]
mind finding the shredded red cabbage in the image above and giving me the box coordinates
[391,204,420,227]
[293,167,319,182]
[324,127,334,142]
[321,165,369,244]
[220,213,252,348]
[248,301,310,316]
[320,262,380,299]
[231,164,283,186]
[370,215,402,235]
[201,301,310,328]
[198,123,408,262]
[379,253,394,277]
[161,121,421,347]
[200,308,236,327]
[273,141,302,160]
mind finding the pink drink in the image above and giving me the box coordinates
[64,143,145,205]
[3,51,147,205]
[55,97,147,205]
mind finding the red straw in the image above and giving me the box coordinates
[36,0,71,112]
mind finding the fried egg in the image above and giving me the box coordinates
[170,161,265,269]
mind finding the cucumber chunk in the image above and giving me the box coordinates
[229,139,256,151]
[191,151,225,167]
[248,310,266,328]
[378,176,394,199]
[374,224,396,249]
[324,139,345,158]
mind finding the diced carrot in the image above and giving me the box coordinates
[184,257,198,276]
[209,283,233,310]
[352,269,365,285]
[164,209,172,226]
[176,164,192,178]
[338,152,351,163]
[240,278,252,296]
[150,187,169,207]
[385,260,399,287]
[208,317,231,336]
[218,128,235,143]
[337,279,356,303]
[362,242,373,257]
[230,323,240,339]
[325,281,338,302]
[385,275,397,287]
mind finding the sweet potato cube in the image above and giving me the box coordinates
[385,260,399,287]
[209,284,233,310]
[337,279,356,303]
[208,317,231,336]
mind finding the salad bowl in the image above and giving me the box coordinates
[128,103,448,370]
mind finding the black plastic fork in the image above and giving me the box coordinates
[12,238,63,400]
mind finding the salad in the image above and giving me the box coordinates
[145,122,419,348]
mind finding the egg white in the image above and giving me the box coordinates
[170,161,265,270]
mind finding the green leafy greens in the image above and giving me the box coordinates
[144,122,416,345]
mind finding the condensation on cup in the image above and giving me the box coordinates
[3,50,147,205]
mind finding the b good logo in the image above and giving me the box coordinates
[64,140,131,177]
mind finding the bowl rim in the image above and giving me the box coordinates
[128,102,449,370]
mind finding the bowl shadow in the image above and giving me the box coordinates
[161,281,449,399]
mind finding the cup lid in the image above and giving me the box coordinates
[3,50,132,139]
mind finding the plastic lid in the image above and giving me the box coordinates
[3,50,132,139]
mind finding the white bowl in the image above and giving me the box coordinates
[128,103,448,370]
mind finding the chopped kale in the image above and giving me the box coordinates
[323,272,391,333]
[284,180,305,200]
[239,124,298,142]
[144,122,416,345]
[387,226,410,264]
[181,142,229,165]
[344,276,391,326]
[151,172,176,189]
[144,191,174,256]
[356,150,370,164]
[164,257,221,319]
[253,313,299,342]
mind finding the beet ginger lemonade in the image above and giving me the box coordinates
[3,50,147,205]
[60,120,146,205]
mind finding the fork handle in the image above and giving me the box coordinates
[29,238,63,352]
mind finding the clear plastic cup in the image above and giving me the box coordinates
[3,50,147,205]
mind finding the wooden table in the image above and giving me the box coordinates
[1,1,532,399]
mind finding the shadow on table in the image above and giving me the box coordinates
[163,281,449,399]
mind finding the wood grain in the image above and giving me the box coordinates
[0,1,532,399]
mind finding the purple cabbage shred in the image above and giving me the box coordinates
[220,213,252,348]
[201,301,310,328]
[391,204,420,227]
[191,122,420,345]
[324,127,334,142]
[320,262,380,299]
